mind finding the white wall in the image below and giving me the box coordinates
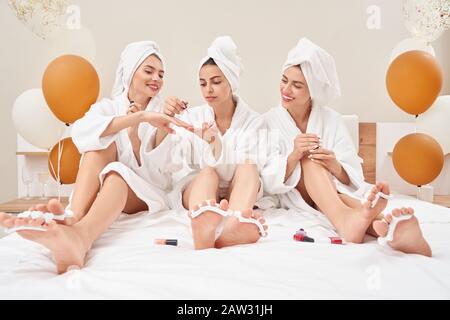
[1,0,449,201]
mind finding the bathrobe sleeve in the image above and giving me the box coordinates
[332,117,365,192]
[260,118,301,195]
[174,111,224,168]
[138,123,188,189]
[72,99,119,153]
[234,116,265,169]
[262,152,301,195]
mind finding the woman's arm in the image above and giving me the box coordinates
[285,134,320,182]
[284,152,301,182]
[330,163,351,185]
[308,148,351,185]
[100,111,146,138]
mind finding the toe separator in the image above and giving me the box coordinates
[235,212,268,237]
[377,214,413,246]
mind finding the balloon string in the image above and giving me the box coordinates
[49,140,64,201]
[57,140,63,201]
[414,115,418,134]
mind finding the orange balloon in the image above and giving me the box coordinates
[42,55,99,124]
[48,138,81,184]
[392,133,444,186]
[386,50,443,116]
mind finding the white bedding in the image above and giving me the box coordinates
[1,195,449,300]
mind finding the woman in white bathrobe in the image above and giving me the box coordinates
[154,36,268,250]
[0,41,192,273]
[262,38,431,256]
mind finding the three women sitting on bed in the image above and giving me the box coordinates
[0,37,431,274]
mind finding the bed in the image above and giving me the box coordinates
[1,119,449,299]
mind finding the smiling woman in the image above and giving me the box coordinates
[261,37,432,257]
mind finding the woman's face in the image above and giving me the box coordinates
[130,54,164,99]
[199,64,233,107]
[280,66,311,110]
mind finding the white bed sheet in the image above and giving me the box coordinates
[0,195,449,299]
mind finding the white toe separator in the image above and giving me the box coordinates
[377,214,413,246]
[189,201,229,219]
[233,211,268,238]
[189,201,231,240]
[4,209,74,235]
[362,192,393,208]
[189,201,268,239]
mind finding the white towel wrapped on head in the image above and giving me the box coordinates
[283,37,341,108]
[199,36,243,93]
[111,41,165,99]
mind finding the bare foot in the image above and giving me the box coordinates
[0,203,89,274]
[215,209,268,249]
[188,199,228,250]
[341,182,390,243]
[373,207,432,257]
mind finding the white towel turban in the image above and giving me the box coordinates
[283,38,341,107]
[199,36,243,93]
[111,41,165,98]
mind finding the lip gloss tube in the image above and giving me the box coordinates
[313,237,343,244]
[154,239,178,246]
[293,234,343,245]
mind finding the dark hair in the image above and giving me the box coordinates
[202,57,217,67]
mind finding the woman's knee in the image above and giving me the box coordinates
[83,142,117,164]
[198,167,219,181]
[102,171,126,186]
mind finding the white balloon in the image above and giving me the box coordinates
[417,95,450,155]
[403,0,450,43]
[7,0,68,40]
[12,89,65,149]
[390,37,435,62]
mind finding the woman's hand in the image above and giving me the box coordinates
[291,133,321,161]
[127,101,144,138]
[143,112,193,134]
[194,121,219,144]
[308,147,341,175]
[193,121,222,159]
[163,96,188,117]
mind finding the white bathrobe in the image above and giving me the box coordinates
[70,92,170,213]
[260,104,367,224]
[165,95,265,211]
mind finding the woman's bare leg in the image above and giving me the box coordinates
[68,143,118,222]
[300,158,388,243]
[74,171,147,245]
[0,171,147,274]
[183,167,223,250]
[215,162,268,248]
